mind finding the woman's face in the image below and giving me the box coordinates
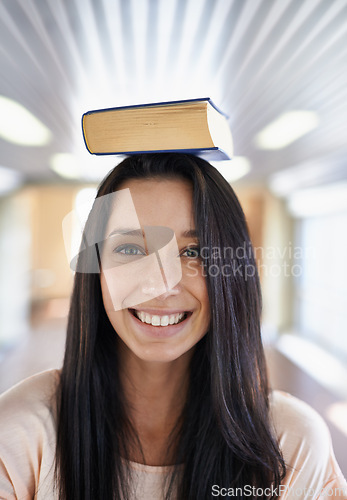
[100,177,210,363]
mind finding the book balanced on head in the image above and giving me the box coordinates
[82,97,233,161]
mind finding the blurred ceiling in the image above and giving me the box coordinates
[0,0,346,187]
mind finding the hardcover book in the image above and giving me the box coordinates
[82,97,233,161]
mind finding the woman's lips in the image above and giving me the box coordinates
[130,308,189,326]
[128,308,192,337]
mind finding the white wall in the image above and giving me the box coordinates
[0,191,31,347]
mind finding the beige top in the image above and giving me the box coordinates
[0,370,346,500]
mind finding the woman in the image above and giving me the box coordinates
[0,153,346,499]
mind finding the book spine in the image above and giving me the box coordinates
[82,97,212,117]
[207,99,229,119]
[86,147,231,161]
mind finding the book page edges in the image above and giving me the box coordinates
[83,103,213,152]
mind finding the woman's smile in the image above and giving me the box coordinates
[127,307,193,338]
[130,308,190,327]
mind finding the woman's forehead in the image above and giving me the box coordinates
[106,178,195,233]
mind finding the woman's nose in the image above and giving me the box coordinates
[143,225,183,293]
[141,281,181,300]
[140,261,182,297]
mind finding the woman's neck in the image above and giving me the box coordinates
[118,345,192,466]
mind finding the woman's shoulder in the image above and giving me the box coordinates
[0,369,60,438]
[269,390,347,497]
[0,369,60,414]
[0,370,60,499]
[269,389,332,458]
[270,390,329,436]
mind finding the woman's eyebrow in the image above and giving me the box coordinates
[107,228,143,238]
[181,229,198,239]
[107,228,198,239]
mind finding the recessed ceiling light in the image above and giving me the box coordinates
[0,165,23,195]
[50,152,122,181]
[211,156,251,183]
[50,153,82,180]
[0,96,52,146]
[255,111,319,150]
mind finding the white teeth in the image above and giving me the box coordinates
[138,311,145,323]
[152,315,160,326]
[160,315,169,326]
[134,310,186,326]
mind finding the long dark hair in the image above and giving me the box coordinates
[55,153,286,499]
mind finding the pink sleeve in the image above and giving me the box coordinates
[316,454,347,499]
[0,459,17,500]
[0,371,58,500]
[271,391,347,500]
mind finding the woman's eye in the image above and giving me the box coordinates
[181,247,200,258]
[113,244,146,256]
